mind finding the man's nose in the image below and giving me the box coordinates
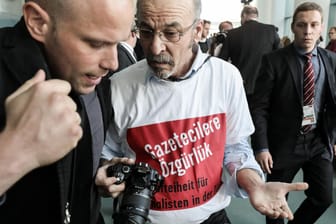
[149,34,166,55]
[100,46,119,71]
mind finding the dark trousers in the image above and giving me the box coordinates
[266,132,334,224]
[201,208,231,224]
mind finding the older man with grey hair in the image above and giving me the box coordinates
[96,0,308,224]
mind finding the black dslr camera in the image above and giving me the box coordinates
[106,162,163,224]
[213,31,227,45]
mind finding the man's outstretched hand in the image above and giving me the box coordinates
[249,181,309,220]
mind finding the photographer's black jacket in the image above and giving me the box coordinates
[0,18,112,224]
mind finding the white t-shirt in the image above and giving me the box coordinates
[103,51,256,224]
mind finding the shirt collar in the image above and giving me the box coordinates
[294,44,318,57]
[120,42,136,57]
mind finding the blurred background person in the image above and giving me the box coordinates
[210,20,233,56]
[280,36,291,48]
[219,20,234,32]
[326,26,336,52]
[198,19,211,53]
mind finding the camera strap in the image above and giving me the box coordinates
[168,55,212,82]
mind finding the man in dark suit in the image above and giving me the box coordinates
[0,0,134,224]
[250,2,336,224]
[113,25,138,74]
[219,5,280,97]
[117,42,137,70]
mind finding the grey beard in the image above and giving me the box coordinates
[155,70,174,80]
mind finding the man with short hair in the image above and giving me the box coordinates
[0,0,135,223]
[210,20,233,56]
[219,20,233,33]
[250,2,336,224]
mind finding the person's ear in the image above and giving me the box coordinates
[23,2,51,43]
[194,20,203,42]
[131,31,137,38]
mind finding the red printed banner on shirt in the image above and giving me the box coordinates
[127,113,226,211]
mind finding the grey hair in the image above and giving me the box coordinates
[136,0,202,21]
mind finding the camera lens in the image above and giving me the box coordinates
[121,165,131,174]
[118,188,152,224]
[110,162,163,224]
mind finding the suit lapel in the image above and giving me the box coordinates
[318,48,336,103]
[120,44,137,64]
[285,45,302,105]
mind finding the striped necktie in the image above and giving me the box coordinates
[302,53,315,133]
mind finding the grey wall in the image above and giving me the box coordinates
[0,0,24,27]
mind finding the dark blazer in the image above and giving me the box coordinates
[116,43,137,71]
[250,44,336,169]
[219,20,280,95]
[0,18,112,224]
[108,43,137,77]
[326,39,336,53]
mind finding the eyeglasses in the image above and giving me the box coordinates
[138,20,197,43]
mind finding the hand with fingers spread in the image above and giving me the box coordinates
[95,157,135,198]
[237,169,309,221]
[249,181,309,220]
[0,70,83,195]
[255,151,273,174]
